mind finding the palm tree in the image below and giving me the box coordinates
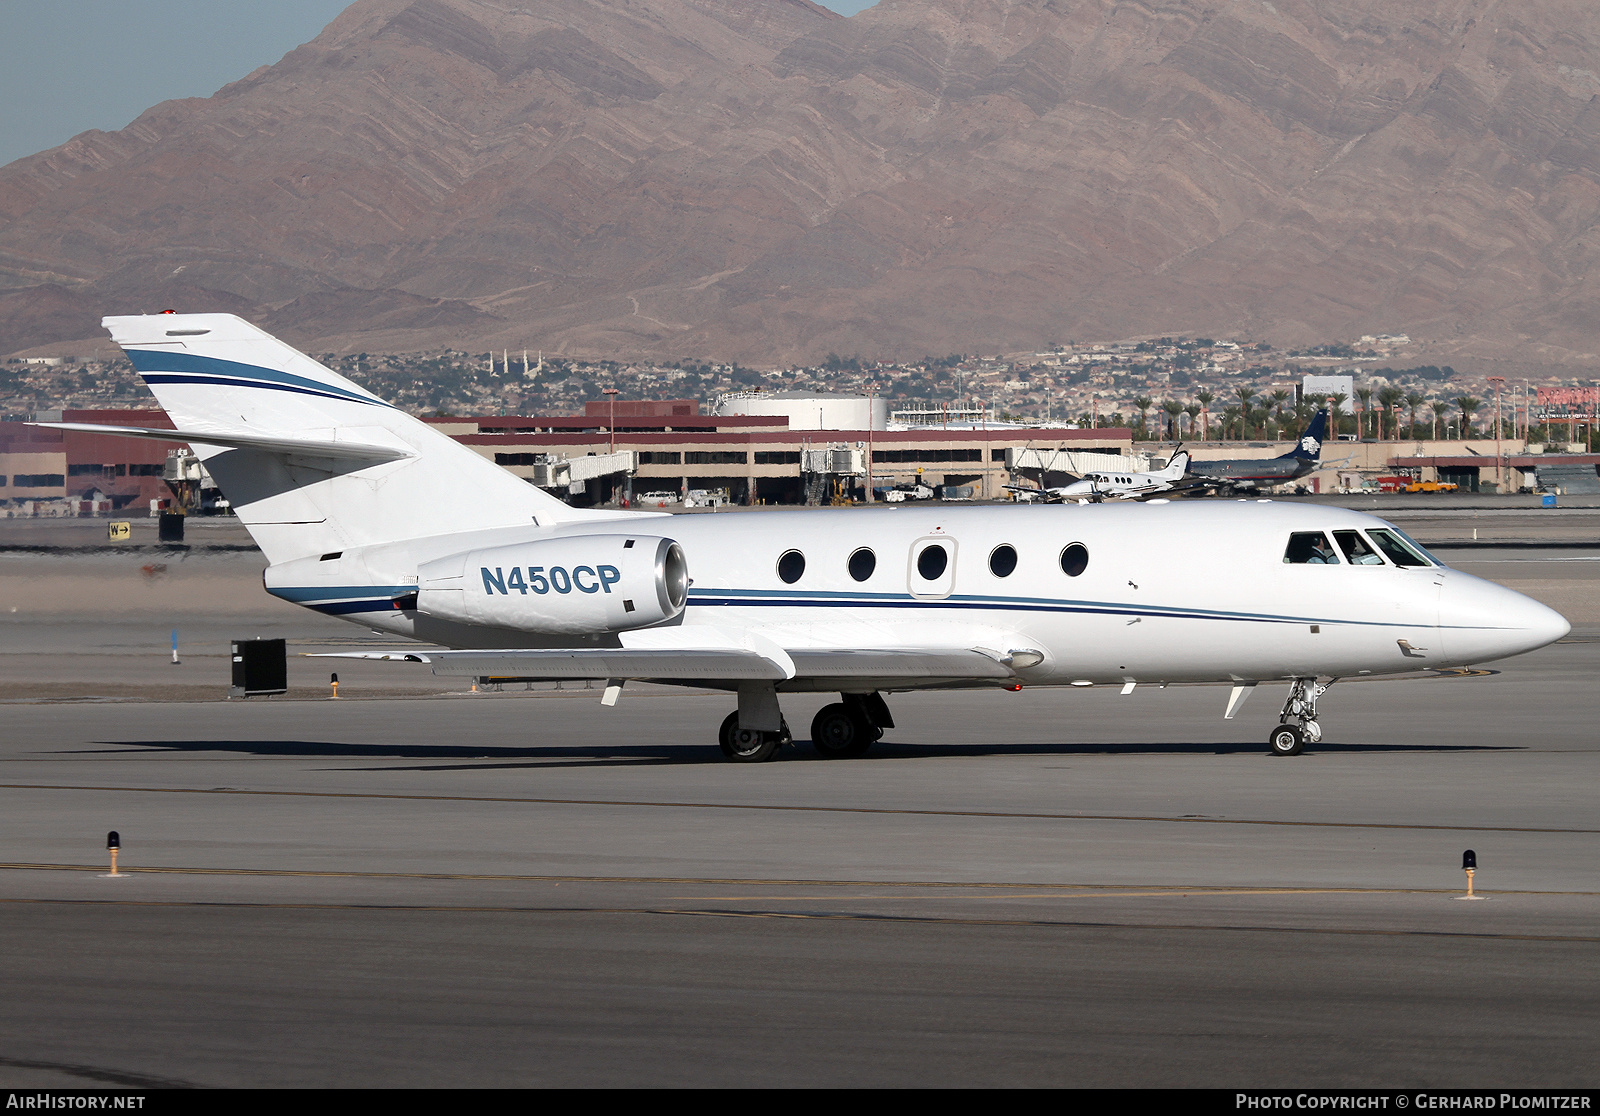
[1252,405,1273,440]
[1133,396,1154,439]
[1329,392,1348,437]
[1162,398,1185,440]
[1222,404,1243,440]
[1184,401,1202,440]
[1432,398,1453,440]
[1356,387,1373,439]
[1269,389,1291,438]
[1378,386,1406,440]
[1405,392,1426,439]
[1196,389,1216,440]
[1235,387,1257,440]
[1456,396,1481,439]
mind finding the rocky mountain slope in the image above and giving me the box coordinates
[3,0,1600,369]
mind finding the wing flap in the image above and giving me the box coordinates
[313,647,790,680]
[313,626,796,681]
[787,649,1016,679]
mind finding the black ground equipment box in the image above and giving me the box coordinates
[230,638,287,698]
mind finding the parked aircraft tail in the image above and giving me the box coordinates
[92,313,621,563]
[1281,409,1328,460]
[1159,449,1191,479]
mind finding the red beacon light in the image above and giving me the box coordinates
[159,308,177,314]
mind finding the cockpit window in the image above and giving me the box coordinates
[1367,528,1432,568]
[1283,532,1339,564]
[1333,530,1384,565]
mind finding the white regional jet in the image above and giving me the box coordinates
[46,314,1570,760]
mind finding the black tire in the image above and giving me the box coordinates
[1268,723,1305,757]
[811,703,873,758]
[719,711,781,762]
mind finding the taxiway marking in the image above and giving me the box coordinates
[3,897,1598,944]
[2,783,1595,835]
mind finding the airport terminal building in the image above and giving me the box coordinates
[433,400,1134,506]
[0,401,1135,511]
[12,397,1600,513]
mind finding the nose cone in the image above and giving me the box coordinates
[1440,572,1571,665]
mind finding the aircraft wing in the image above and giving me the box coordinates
[30,422,414,463]
[316,629,1026,685]
[1002,483,1065,503]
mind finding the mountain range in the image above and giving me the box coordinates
[3,0,1600,371]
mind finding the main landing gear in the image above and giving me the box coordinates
[811,693,893,759]
[1269,678,1328,756]
[719,711,791,763]
[715,692,895,762]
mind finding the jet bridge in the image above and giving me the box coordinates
[527,450,637,491]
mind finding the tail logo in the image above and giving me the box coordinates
[1301,436,1320,454]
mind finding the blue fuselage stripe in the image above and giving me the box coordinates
[267,585,1487,630]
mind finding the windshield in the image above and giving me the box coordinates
[1333,530,1385,565]
[1381,525,1443,567]
[1367,528,1433,568]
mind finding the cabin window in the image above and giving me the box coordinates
[1333,530,1384,565]
[989,544,1018,577]
[1059,543,1089,577]
[1367,529,1432,568]
[1283,532,1339,564]
[848,548,876,582]
[917,544,949,581]
[777,550,806,584]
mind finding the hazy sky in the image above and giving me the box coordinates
[0,1,878,168]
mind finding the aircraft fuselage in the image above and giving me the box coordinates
[266,500,1564,691]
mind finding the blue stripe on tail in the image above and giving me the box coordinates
[127,350,387,408]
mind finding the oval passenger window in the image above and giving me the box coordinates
[777,550,806,584]
[917,544,949,580]
[1059,543,1089,577]
[848,548,876,582]
[989,544,1017,577]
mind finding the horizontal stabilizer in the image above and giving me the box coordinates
[31,422,414,464]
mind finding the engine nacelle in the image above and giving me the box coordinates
[417,534,687,634]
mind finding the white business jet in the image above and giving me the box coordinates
[45,314,1569,760]
[1018,450,1194,503]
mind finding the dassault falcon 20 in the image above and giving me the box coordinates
[45,314,1569,760]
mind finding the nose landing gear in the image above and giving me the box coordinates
[1269,678,1329,756]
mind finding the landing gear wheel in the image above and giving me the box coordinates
[1268,723,1305,757]
[719,711,782,762]
[811,702,874,758]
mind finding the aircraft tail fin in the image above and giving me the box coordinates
[1282,409,1328,460]
[101,313,620,564]
[1160,449,1191,478]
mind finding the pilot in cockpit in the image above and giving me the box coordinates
[1284,531,1339,564]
